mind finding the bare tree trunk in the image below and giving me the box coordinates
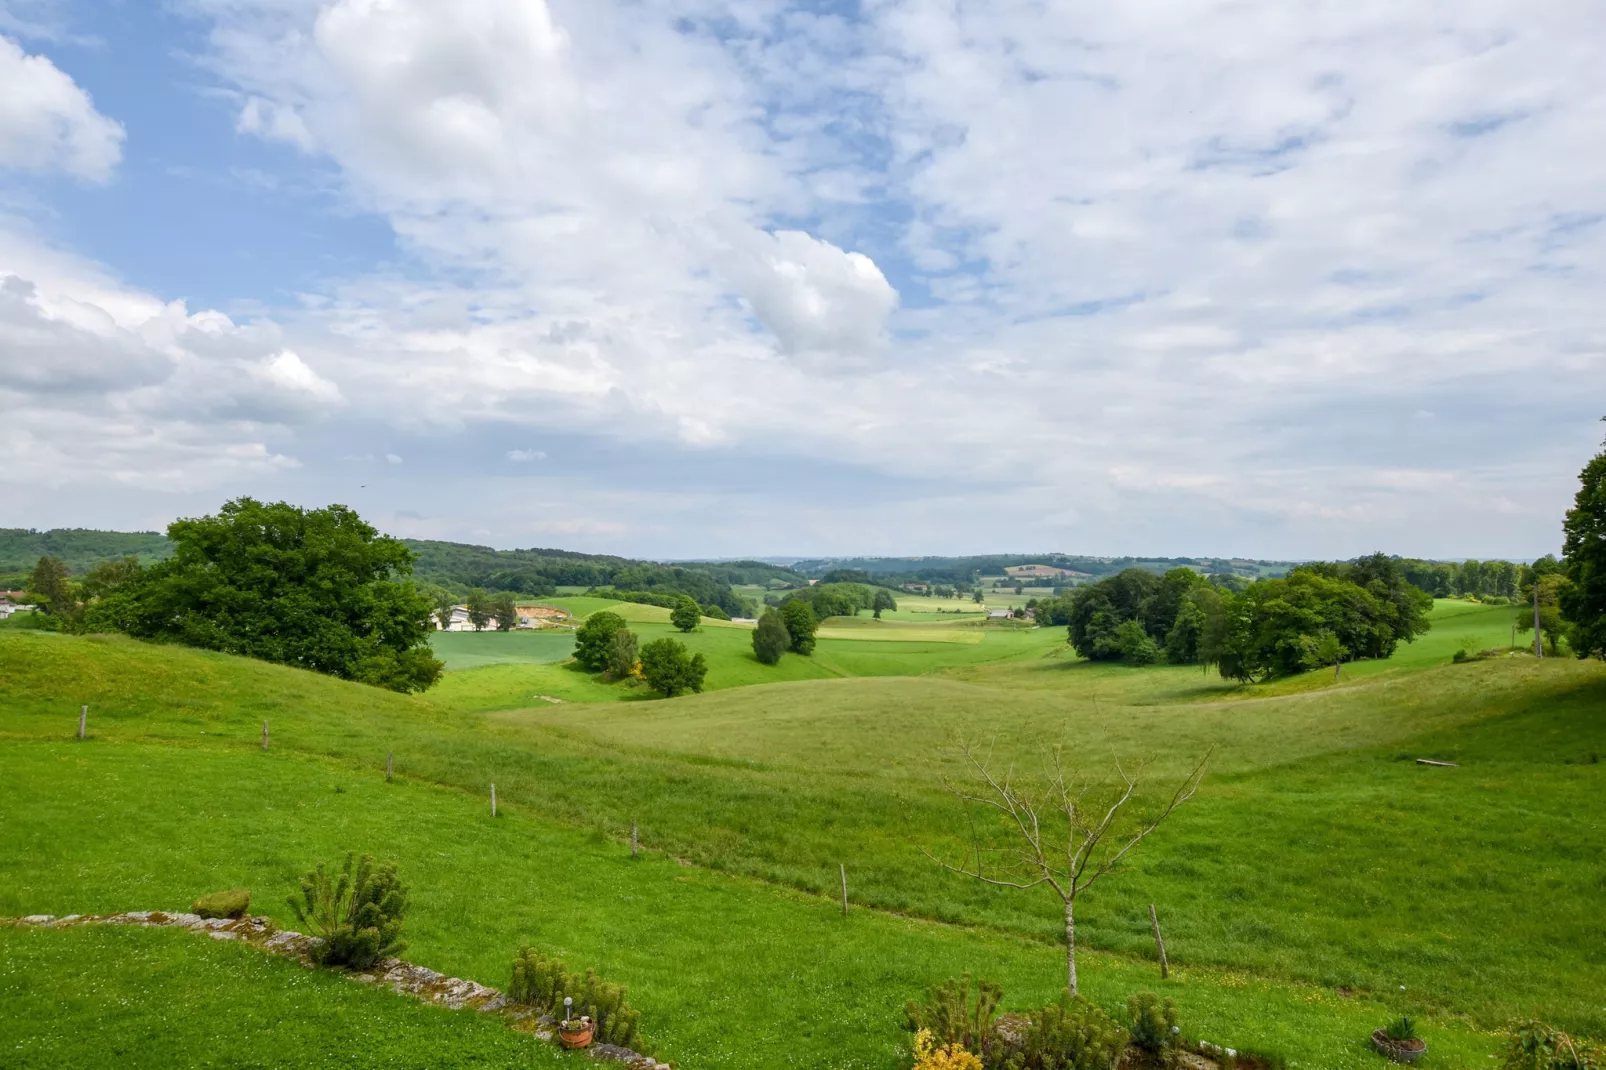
[1065,897,1078,996]
[1535,584,1543,659]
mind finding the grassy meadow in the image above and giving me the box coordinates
[2,596,1602,1068]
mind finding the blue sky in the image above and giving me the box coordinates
[0,0,1602,559]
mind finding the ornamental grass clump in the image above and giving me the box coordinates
[287,853,407,969]
[1499,1020,1604,1070]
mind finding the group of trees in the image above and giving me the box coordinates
[572,609,708,697]
[779,582,897,620]
[1398,558,1525,600]
[434,588,520,631]
[1045,555,1435,681]
[1559,429,1606,659]
[23,499,444,693]
[752,600,819,664]
[404,540,758,617]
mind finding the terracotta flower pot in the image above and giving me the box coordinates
[1372,1029,1426,1064]
[559,1023,594,1050]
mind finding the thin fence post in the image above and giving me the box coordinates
[78,705,86,741]
[491,783,497,818]
[262,720,269,751]
[1149,904,1169,979]
[1534,583,1544,658]
[840,863,848,916]
[631,819,638,858]
[386,752,393,782]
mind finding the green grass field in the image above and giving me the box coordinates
[2,599,1602,1068]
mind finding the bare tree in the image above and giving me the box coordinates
[923,741,1211,995]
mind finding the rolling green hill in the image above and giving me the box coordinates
[2,600,1601,1067]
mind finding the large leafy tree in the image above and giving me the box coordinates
[780,599,818,655]
[92,498,442,692]
[1561,428,1606,658]
[670,595,701,632]
[573,610,628,672]
[639,637,707,697]
[752,608,790,665]
[26,555,81,628]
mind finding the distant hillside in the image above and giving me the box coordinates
[789,553,1299,585]
[0,529,174,574]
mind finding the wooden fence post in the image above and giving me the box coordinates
[1149,904,1169,979]
[490,783,497,818]
[78,705,86,741]
[631,819,638,858]
[386,752,393,782]
[262,720,269,751]
[840,864,848,916]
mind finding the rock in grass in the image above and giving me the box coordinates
[191,888,251,920]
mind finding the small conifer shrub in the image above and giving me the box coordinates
[1126,992,1181,1066]
[287,853,408,969]
[508,949,647,1052]
[1000,993,1128,1070]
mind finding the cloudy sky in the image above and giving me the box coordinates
[1,0,1601,560]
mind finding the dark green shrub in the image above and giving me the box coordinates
[573,611,628,672]
[752,608,790,665]
[191,887,251,919]
[670,596,701,633]
[639,637,707,697]
[1500,1020,1604,1070]
[1126,992,1180,1066]
[1384,1016,1418,1043]
[999,993,1128,1070]
[287,853,408,969]
[904,974,1003,1063]
[605,627,639,679]
[508,950,646,1052]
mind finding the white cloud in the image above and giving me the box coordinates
[0,34,123,181]
[236,96,314,151]
[732,229,898,361]
[5,0,1604,557]
[505,449,545,462]
[385,453,402,465]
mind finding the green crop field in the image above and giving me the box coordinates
[2,598,1602,1068]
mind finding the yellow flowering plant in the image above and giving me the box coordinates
[913,1028,984,1070]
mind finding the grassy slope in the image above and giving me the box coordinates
[2,603,1601,1063]
[0,742,1498,1069]
[0,922,566,1069]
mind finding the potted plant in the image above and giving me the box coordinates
[558,997,594,1050]
[559,1014,594,1049]
[1372,1016,1426,1064]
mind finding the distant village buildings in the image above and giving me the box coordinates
[436,603,572,631]
[0,591,35,619]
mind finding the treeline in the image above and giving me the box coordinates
[0,528,172,579]
[402,541,758,616]
[1037,554,1435,681]
[788,553,1295,587]
[20,500,443,693]
[777,582,898,619]
[1397,557,1539,600]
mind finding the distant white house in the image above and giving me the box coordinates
[987,609,1012,620]
[0,597,36,620]
[439,606,499,632]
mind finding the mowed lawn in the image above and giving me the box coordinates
[2,600,1601,1056]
